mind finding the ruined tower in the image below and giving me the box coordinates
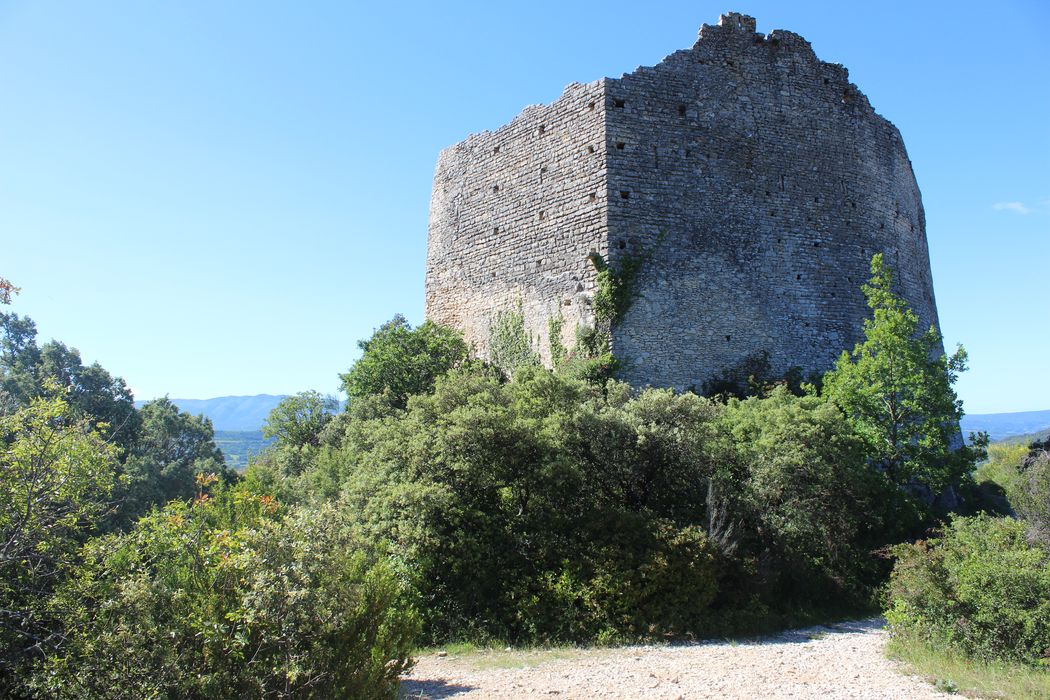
[425,12,942,389]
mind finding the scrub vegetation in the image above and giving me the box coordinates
[0,261,1044,698]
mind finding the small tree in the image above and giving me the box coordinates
[264,391,339,449]
[119,397,232,524]
[823,254,979,496]
[0,277,18,305]
[340,315,469,410]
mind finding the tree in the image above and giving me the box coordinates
[0,316,140,451]
[0,312,41,413]
[119,397,231,523]
[38,340,140,452]
[0,388,120,687]
[264,391,339,449]
[0,278,17,306]
[720,386,894,601]
[339,315,470,410]
[1017,437,1050,547]
[823,254,980,496]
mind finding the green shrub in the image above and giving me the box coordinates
[488,303,541,375]
[564,521,719,639]
[719,386,902,603]
[36,491,418,699]
[340,314,469,410]
[886,514,1050,666]
[1017,438,1050,547]
[0,391,120,692]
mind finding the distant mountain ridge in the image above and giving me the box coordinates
[134,394,288,432]
[960,409,1050,443]
[139,394,1049,446]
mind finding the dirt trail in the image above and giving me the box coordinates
[400,619,947,699]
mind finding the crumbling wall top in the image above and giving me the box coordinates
[718,12,756,32]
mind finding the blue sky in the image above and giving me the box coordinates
[1,0,1047,413]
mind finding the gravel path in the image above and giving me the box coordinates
[400,619,947,699]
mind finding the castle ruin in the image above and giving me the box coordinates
[425,12,942,389]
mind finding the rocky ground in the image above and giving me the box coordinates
[399,619,948,699]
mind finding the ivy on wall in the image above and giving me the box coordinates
[547,314,567,370]
[567,237,663,383]
[489,301,541,376]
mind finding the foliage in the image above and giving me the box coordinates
[0,390,120,687]
[560,323,618,385]
[886,514,1050,666]
[1017,437,1050,547]
[546,521,720,641]
[0,277,17,306]
[971,441,1029,514]
[119,397,233,525]
[566,385,717,520]
[719,386,897,603]
[591,265,619,326]
[589,242,656,327]
[327,366,730,642]
[547,314,567,370]
[340,314,469,410]
[823,254,981,496]
[567,242,662,385]
[0,314,140,451]
[488,303,541,376]
[700,350,812,399]
[36,490,418,699]
[303,366,900,644]
[264,391,339,449]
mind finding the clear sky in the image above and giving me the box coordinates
[1,0,1047,413]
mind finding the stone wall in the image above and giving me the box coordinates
[606,12,940,389]
[425,81,608,364]
[426,12,943,389]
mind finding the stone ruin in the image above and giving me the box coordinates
[425,12,942,389]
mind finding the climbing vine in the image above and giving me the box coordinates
[547,314,567,370]
[489,301,541,376]
[562,236,663,384]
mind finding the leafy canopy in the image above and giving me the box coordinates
[0,314,139,452]
[0,388,120,680]
[37,488,418,699]
[264,391,339,449]
[339,314,469,410]
[119,397,232,524]
[823,254,979,494]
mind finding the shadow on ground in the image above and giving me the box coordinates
[399,679,479,699]
[720,617,887,646]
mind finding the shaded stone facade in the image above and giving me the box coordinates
[425,12,942,389]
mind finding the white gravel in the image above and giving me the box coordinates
[400,618,948,699]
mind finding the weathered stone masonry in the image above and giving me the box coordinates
[426,12,943,389]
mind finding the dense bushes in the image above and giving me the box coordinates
[0,392,120,689]
[720,389,899,603]
[249,365,914,645]
[886,436,1050,669]
[887,514,1050,666]
[34,489,417,699]
[4,256,1011,696]
[1017,438,1050,547]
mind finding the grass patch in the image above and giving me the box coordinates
[414,641,584,671]
[886,632,1050,699]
